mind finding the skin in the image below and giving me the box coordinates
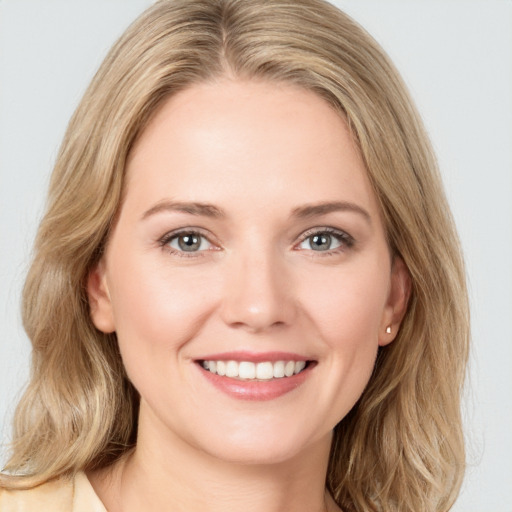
[87,79,409,512]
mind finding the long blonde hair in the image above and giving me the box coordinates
[2,1,469,510]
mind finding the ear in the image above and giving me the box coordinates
[87,259,116,333]
[379,256,411,347]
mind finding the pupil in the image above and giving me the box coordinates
[312,234,330,250]
[179,234,200,251]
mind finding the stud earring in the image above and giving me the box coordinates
[385,326,392,334]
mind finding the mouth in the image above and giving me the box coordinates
[198,359,313,381]
[194,353,316,400]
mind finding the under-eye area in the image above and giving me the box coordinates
[197,360,316,381]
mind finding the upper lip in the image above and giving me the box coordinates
[196,351,313,363]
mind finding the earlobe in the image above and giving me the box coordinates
[379,256,411,346]
[87,260,116,333]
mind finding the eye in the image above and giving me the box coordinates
[297,228,353,252]
[164,231,213,253]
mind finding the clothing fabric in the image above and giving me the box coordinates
[0,472,106,512]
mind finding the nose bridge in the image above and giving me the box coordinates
[220,237,295,332]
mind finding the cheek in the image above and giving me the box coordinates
[298,259,389,406]
[301,259,389,346]
[107,254,219,371]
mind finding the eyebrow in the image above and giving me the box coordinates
[290,201,372,224]
[141,199,371,224]
[141,200,226,220]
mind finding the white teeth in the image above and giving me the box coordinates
[201,359,308,380]
[238,361,255,379]
[225,360,238,377]
[284,361,295,377]
[256,362,274,380]
[216,360,226,376]
[295,361,306,374]
[273,361,285,378]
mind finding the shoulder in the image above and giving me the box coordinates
[0,475,73,511]
[0,472,106,512]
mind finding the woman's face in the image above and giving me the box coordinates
[88,79,408,465]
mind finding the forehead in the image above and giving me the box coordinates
[123,79,380,222]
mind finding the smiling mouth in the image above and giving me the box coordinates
[198,360,313,381]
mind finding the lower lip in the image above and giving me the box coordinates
[196,363,314,401]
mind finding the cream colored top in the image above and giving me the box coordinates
[0,472,106,512]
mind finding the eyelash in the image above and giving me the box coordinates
[296,227,355,256]
[158,226,355,258]
[158,228,215,258]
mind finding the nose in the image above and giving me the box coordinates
[219,245,297,333]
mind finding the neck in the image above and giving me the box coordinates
[90,404,339,512]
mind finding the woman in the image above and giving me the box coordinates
[0,0,469,511]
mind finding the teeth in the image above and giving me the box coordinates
[256,362,274,380]
[239,361,256,379]
[295,361,306,374]
[201,359,308,380]
[284,361,295,377]
[273,361,285,378]
[225,360,238,377]
[216,360,226,376]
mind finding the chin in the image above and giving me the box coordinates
[187,419,333,467]
[203,443,309,467]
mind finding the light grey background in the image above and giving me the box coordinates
[1,1,511,510]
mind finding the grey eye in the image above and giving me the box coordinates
[169,233,211,252]
[299,233,343,251]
